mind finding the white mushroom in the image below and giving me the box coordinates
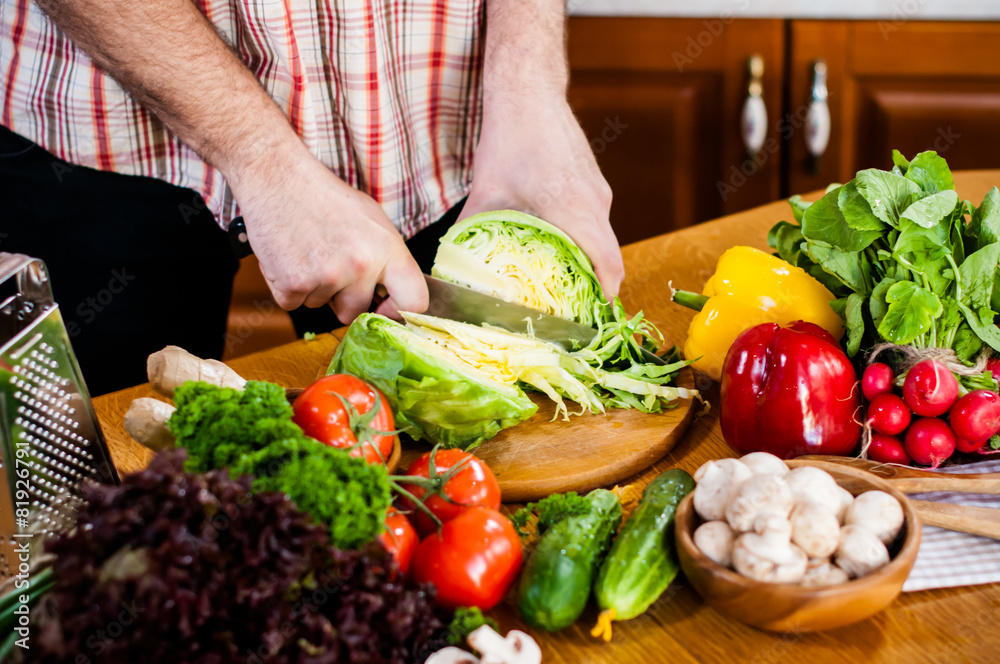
[739,452,790,477]
[844,490,904,546]
[785,466,845,517]
[834,486,855,524]
[801,558,850,587]
[835,524,890,578]
[725,473,794,532]
[732,513,808,583]
[693,458,753,521]
[425,648,480,664]
[790,501,841,558]
[425,626,541,664]
[468,626,541,664]
[693,520,736,567]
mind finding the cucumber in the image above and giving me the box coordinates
[517,489,622,631]
[591,469,695,638]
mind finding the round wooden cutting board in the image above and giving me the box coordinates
[395,366,699,502]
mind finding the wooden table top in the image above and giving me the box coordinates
[93,170,1000,664]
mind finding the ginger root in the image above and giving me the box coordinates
[147,345,246,397]
[124,397,177,451]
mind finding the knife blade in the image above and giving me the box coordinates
[424,275,668,365]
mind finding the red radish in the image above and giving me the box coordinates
[866,393,911,435]
[904,417,957,468]
[867,433,910,464]
[986,355,1000,377]
[902,360,959,417]
[949,390,1000,443]
[862,363,896,401]
[956,437,988,454]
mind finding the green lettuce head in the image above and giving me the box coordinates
[328,313,538,450]
[432,210,608,327]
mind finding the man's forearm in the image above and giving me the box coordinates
[36,0,305,189]
[470,1,624,295]
[482,0,568,108]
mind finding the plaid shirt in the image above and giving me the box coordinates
[1,0,485,237]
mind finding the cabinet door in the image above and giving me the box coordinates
[567,18,784,244]
[788,21,1000,197]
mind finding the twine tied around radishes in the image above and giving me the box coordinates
[858,345,1000,468]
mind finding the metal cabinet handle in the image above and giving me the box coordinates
[806,60,831,160]
[741,54,767,155]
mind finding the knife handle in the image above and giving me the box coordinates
[228,216,253,258]
[370,285,389,313]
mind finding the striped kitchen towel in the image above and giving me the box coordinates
[903,458,1000,592]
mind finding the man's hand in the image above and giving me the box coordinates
[461,95,623,298]
[35,0,427,323]
[230,143,426,322]
[461,0,625,299]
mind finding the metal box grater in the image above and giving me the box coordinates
[0,253,120,581]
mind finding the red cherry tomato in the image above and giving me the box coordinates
[410,507,523,610]
[378,507,418,575]
[292,374,395,465]
[398,449,501,537]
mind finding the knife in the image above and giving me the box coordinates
[227,217,667,365]
[424,275,668,365]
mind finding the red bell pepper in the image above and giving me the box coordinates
[721,320,861,459]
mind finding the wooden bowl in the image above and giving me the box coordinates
[675,459,922,632]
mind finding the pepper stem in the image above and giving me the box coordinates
[672,290,710,312]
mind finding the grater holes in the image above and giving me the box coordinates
[28,466,70,492]
[17,408,90,449]
[13,363,72,404]
[23,356,59,383]
[30,451,84,482]
[34,444,87,478]
[27,501,75,533]
[21,431,97,471]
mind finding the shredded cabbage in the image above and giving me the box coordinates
[400,312,698,420]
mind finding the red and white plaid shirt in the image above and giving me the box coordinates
[1,0,484,237]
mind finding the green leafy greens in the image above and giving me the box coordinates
[168,380,391,550]
[510,491,591,539]
[769,150,1000,361]
[446,607,500,646]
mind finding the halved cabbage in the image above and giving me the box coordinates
[432,210,608,327]
[328,313,537,450]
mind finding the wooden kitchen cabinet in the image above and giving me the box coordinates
[568,18,1000,243]
[787,21,1000,197]
[566,18,785,245]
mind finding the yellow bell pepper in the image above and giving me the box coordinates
[673,246,844,382]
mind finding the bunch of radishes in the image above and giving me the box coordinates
[862,359,1000,467]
